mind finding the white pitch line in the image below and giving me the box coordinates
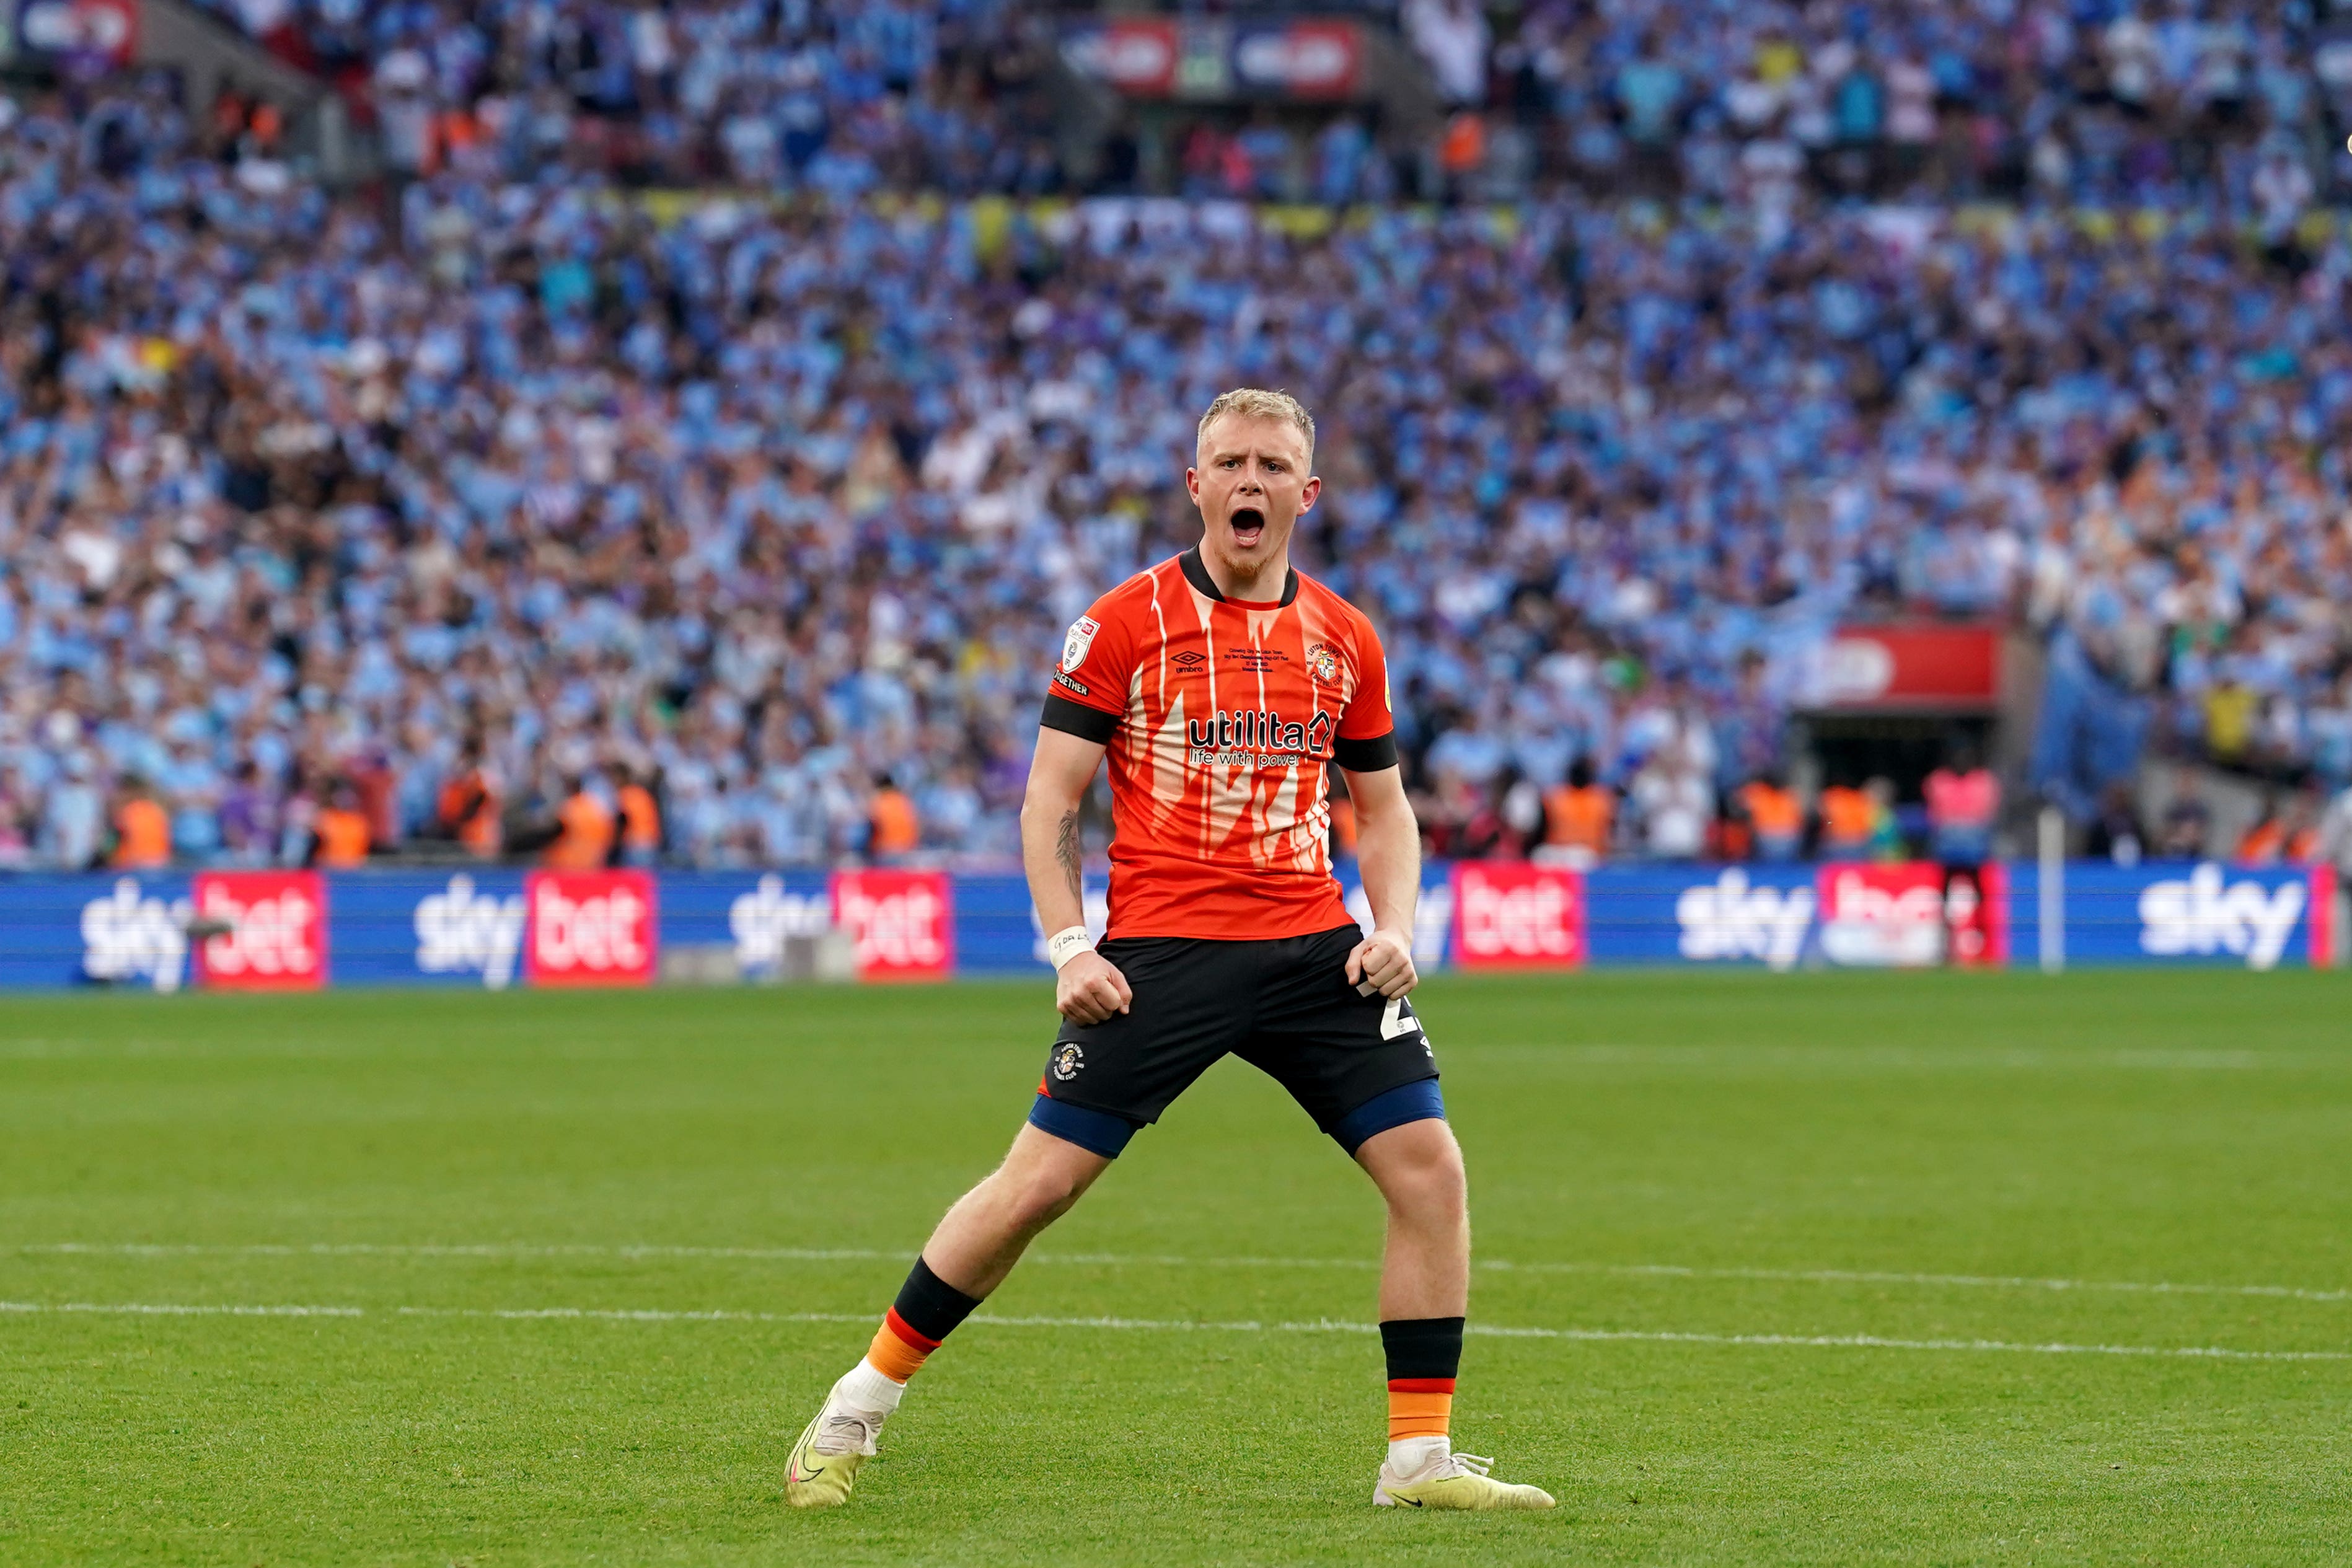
[15,1242,2352,1306]
[0,1300,362,1318]
[1,1300,2342,1362]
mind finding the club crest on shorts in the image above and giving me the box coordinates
[1061,616,1100,673]
[1050,1042,1086,1081]
[1306,641,1339,683]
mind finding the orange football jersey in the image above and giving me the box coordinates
[1041,548,1398,940]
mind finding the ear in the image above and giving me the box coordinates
[1184,465,1202,506]
[1296,475,1321,515]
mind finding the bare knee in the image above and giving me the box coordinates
[1389,1150,1467,1226]
[995,1165,1084,1233]
[1362,1121,1468,1225]
[987,1129,1108,1235]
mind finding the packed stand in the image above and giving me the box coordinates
[191,0,1072,195]
[185,1,2352,217]
[1392,0,2346,217]
[4,61,2352,875]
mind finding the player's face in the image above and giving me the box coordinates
[1186,415,1320,578]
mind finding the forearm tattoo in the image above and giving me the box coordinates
[1054,809,1082,902]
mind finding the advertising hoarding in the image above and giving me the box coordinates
[0,860,2332,991]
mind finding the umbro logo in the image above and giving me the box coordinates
[1171,651,1207,670]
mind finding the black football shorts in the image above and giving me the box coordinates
[1027,923,1443,1160]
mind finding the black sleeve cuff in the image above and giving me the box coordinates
[1041,692,1119,743]
[1332,731,1399,772]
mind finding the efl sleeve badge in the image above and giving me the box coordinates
[1061,615,1100,673]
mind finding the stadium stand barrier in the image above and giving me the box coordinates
[4,861,2334,993]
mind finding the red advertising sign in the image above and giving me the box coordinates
[1451,862,1585,969]
[524,870,656,987]
[1817,623,2000,710]
[1064,18,1363,100]
[1815,861,2006,967]
[17,0,138,68]
[192,870,326,990]
[832,869,954,982]
[1061,19,1179,96]
[1232,21,1362,99]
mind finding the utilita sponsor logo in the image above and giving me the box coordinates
[193,872,325,989]
[1186,708,1334,766]
[414,874,526,990]
[1453,864,1583,967]
[834,870,953,979]
[1676,870,1815,970]
[2138,864,2306,970]
[729,874,833,971]
[526,871,655,985]
[80,878,191,992]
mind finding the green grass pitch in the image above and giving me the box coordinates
[3,969,2349,1565]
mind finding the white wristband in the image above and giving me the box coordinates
[1046,926,1095,970]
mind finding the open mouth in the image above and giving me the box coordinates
[1229,507,1266,547]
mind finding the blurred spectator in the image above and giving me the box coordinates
[307,782,374,870]
[1630,743,1712,860]
[1927,743,1997,961]
[220,764,279,866]
[1539,758,1613,868]
[1924,743,1999,868]
[2157,786,2213,861]
[2086,783,2147,868]
[868,773,920,863]
[436,751,503,861]
[1864,777,1904,861]
[1816,781,1877,860]
[2235,788,2320,866]
[547,777,616,871]
[1495,770,1544,859]
[1406,0,1492,108]
[45,759,104,874]
[615,765,663,869]
[1735,772,1804,863]
[110,778,171,871]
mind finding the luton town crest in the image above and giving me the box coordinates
[1062,616,1099,672]
[1050,1042,1086,1080]
[1305,642,1339,682]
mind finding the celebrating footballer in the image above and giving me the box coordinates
[786,389,1554,1512]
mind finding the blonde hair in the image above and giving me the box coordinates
[1196,387,1315,464]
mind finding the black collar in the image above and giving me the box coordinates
[1181,545,1298,607]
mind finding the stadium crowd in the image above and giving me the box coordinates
[4,0,2352,873]
[182,0,2352,213]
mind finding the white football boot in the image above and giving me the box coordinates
[783,1398,886,1508]
[1374,1448,1557,1510]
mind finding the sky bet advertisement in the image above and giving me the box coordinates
[2,860,2335,992]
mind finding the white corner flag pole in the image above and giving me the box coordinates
[2038,805,2066,975]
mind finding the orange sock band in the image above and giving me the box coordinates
[1387,1380,1454,1440]
[865,1308,937,1385]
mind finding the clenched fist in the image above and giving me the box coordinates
[1056,948,1133,1025]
